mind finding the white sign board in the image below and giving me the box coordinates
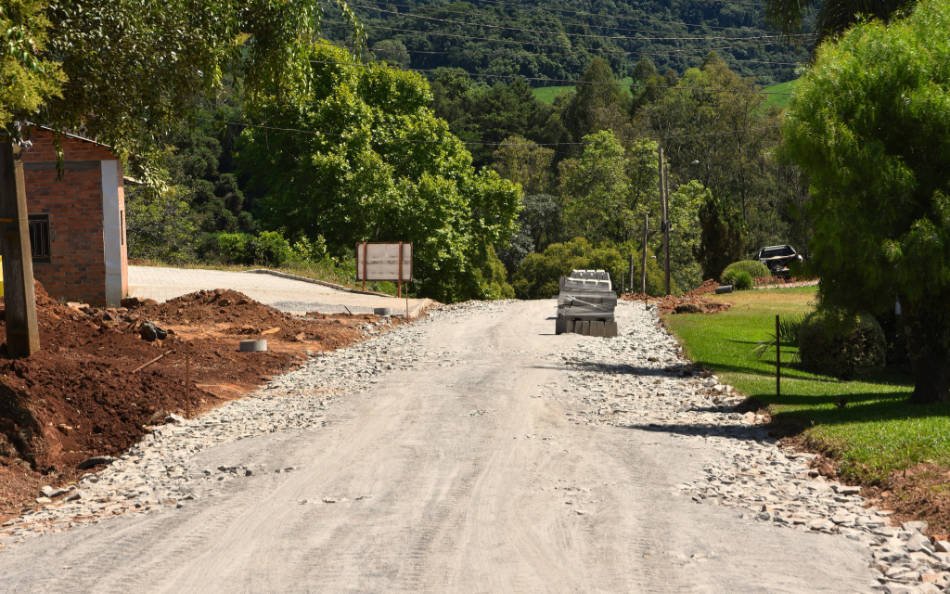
[356,242,413,282]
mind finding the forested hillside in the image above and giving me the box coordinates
[104,0,816,302]
[323,0,811,85]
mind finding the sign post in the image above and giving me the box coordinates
[356,242,413,299]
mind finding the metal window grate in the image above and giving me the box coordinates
[28,214,51,261]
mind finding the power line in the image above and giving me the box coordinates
[201,115,782,147]
[466,0,775,31]
[326,20,815,55]
[349,0,755,34]
[352,4,813,43]
[307,59,796,95]
[394,47,803,67]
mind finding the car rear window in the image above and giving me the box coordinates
[762,246,794,257]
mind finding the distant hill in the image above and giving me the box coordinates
[323,0,810,86]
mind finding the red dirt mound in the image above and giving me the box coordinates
[620,280,731,315]
[0,282,382,521]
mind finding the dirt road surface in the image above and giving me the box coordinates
[0,301,875,592]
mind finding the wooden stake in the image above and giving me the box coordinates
[131,350,172,373]
[0,140,40,356]
[361,242,368,292]
[776,315,781,398]
[641,213,649,295]
[185,354,191,418]
[398,241,403,299]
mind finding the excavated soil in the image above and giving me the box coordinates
[0,284,380,521]
[621,280,732,315]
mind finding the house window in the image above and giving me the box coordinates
[28,214,51,261]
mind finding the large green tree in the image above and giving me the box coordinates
[239,41,521,302]
[0,0,63,127]
[783,0,950,402]
[767,0,914,44]
[638,53,794,278]
[2,0,362,149]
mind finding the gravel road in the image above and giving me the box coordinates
[0,301,929,592]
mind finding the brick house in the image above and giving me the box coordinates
[20,126,128,306]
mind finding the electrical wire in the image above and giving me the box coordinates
[348,0,755,34]
[325,20,815,55]
[306,58,796,95]
[351,4,813,42]
[200,115,782,147]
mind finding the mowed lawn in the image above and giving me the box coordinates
[663,287,950,484]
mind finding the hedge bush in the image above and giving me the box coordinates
[798,309,886,378]
[210,231,292,267]
[731,271,753,290]
[721,260,770,285]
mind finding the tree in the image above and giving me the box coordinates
[0,0,63,127]
[783,0,950,402]
[372,39,410,68]
[638,54,786,272]
[767,0,914,44]
[490,135,554,195]
[238,41,521,302]
[562,58,633,147]
[559,130,630,243]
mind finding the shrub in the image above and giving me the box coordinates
[251,231,293,267]
[214,232,253,264]
[731,271,753,290]
[798,309,886,378]
[721,260,770,285]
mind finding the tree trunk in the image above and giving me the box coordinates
[905,311,950,404]
[909,349,950,403]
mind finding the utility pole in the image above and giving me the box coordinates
[0,138,40,356]
[658,146,671,296]
[628,251,634,293]
[641,213,649,294]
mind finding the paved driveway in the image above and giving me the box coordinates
[128,266,430,316]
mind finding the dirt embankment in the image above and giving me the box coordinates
[621,279,732,315]
[0,283,382,521]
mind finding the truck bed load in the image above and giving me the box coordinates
[555,270,618,337]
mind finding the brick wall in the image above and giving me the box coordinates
[19,127,125,306]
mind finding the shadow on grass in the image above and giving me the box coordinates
[767,394,950,428]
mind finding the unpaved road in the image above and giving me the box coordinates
[0,301,876,592]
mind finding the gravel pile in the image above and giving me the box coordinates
[554,301,949,594]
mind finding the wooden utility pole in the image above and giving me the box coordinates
[658,147,671,296]
[640,213,649,294]
[0,140,40,357]
[628,251,634,293]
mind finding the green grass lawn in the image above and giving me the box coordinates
[762,78,800,110]
[663,287,950,484]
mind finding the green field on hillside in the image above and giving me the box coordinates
[532,77,801,108]
[762,78,800,110]
[662,287,950,486]
[531,78,633,104]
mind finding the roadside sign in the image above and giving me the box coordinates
[356,242,412,297]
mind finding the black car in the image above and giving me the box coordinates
[756,244,803,277]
